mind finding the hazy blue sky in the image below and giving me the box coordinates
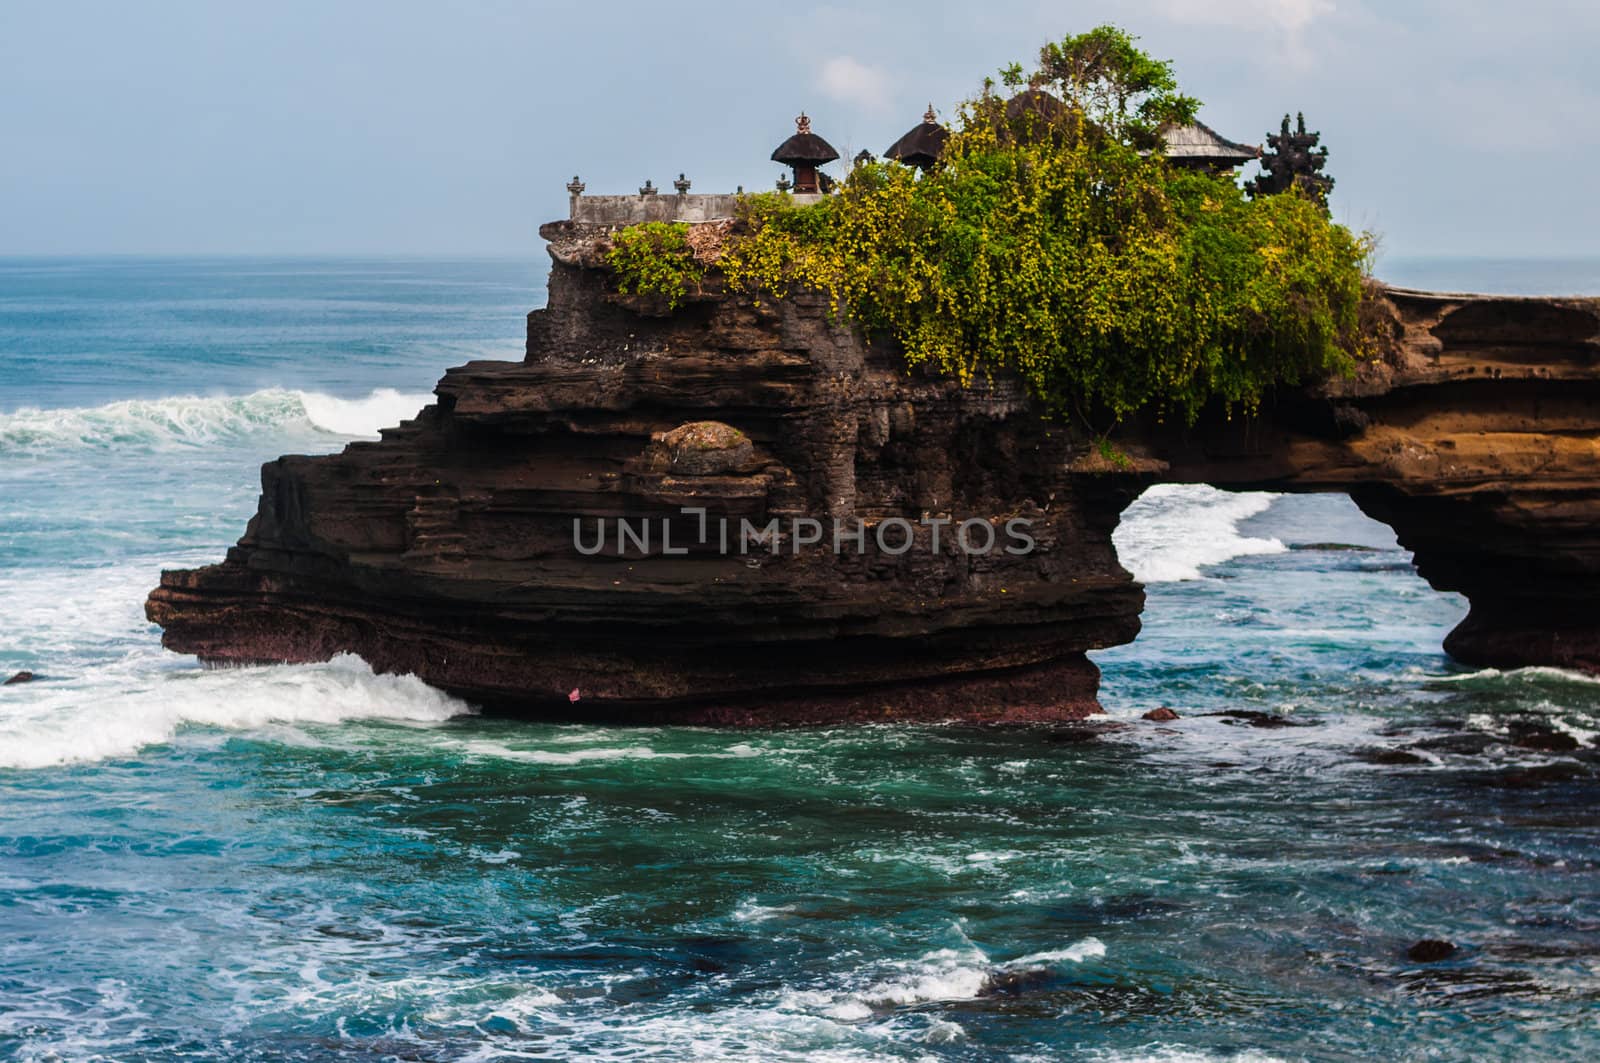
[3,0,1595,262]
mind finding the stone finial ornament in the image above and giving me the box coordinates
[673,173,691,195]
[776,174,792,192]
[639,179,657,197]
[566,175,585,197]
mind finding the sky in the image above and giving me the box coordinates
[2,0,1596,261]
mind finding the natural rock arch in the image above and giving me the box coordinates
[1134,286,1600,673]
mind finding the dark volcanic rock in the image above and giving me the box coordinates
[1406,939,1458,963]
[1507,719,1581,752]
[1150,287,1600,676]
[1356,747,1427,766]
[145,220,1600,722]
[1142,706,1180,722]
[147,229,1143,723]
[1207,710,1306,729]
[3,670,34,685]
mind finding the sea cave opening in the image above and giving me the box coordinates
[1090,485,1471,719]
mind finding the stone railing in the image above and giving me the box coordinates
[564,175,822,226]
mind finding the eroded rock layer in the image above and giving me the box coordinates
[147,223,1600,720]
[148,224,1144,721]
[1144,287,1600,674]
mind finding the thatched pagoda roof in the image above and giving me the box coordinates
[771,113,840,165]
[885,105,949,170]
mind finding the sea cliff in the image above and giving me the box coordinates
[146,221,1600,720]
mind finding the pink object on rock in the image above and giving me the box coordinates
[568,687,581,703]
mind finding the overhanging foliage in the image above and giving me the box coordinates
[611,27,1373,427]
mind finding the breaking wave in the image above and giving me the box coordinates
[0,654,471,770]
[0,387,433,453]
[1115,484,1287,582]
[1419,664,1600,688]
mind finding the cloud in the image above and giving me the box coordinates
[816,55,893,114]
[1157,0,1335,32]
[1155,0,1336,64]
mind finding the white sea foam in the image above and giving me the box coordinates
[854,947,991,1007]
[733,900,799,922]
[1418,664,1600,687]
[1115,484,1286,582]
[0,387,432,453]
[0,654,470,770]
[454,739,762,766]
[1006,938,1108,966]
[783,937,1108,1021]
[300,388,434,436]
[0,558,185,669]
[1087,1047,1290,1063]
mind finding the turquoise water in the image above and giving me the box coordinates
[3,259,1599,1061]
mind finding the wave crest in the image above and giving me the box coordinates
[1115,484,1286,583]
[0,388,432,453]
[0,654,471,770]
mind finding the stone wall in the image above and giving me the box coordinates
[569,192,823,226]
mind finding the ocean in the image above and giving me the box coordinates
[2,257,1598,1061]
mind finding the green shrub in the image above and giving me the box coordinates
[606,222,703,309]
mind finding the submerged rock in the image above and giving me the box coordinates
[1507,719,1581,752]
[1407,939,1458,963]
[1041,726,1111,744]
[1207,710,1307,729]
[1356,747,1427,766]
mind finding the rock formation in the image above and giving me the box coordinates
[147,221,1145,723]
[146,220,1600,721]
[1143,286,1600,675]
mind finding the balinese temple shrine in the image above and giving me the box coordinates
[563,103,1261,227]
[770,113,839,193]
[884,105,949,171]
[883,101,1258,174]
